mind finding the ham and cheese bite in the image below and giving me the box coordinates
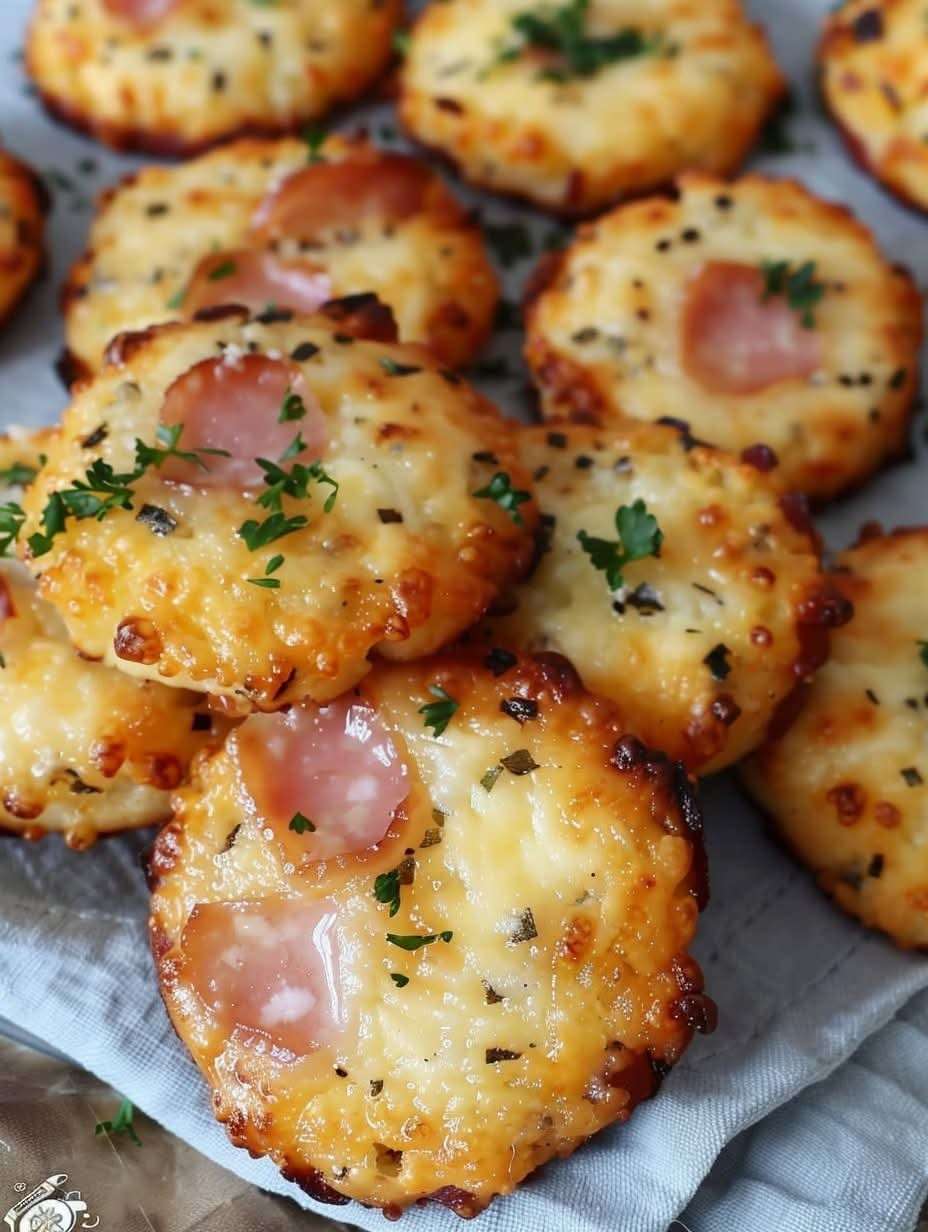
[63,135,498,379]
[472,421,851,774]
[26,0,400,156]
[398,0,784,216]
[0,150,46,329]
[525,174,922,502]
[743,527,928,950]
[820,0,928,213]
[20,310,538,709]
[0,431,219,849]
[148,650,712,1215]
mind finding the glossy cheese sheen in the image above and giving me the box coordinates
[399,0,784,215]
[26,0,401,154]
[525,173,922,501]
[742,528,928,949]
[820,0,928,214]
[475,421,842,774]
[0,149,45,328]
[63,135,499,375]
[149,651,711,1215]
[20,314,538,708]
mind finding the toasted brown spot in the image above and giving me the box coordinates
[826,782,867,825]
[114,616,163,665]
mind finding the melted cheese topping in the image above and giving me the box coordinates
[743,528,928,949]
[149,651,709,1213]
[0,150,44,326]
[477,421,834,774]
[821,0,928,213]
[21,315,537,707]
[64,135,498,375]
[399,0,784,214]
[525,173,922,502]
[26,0,401,153]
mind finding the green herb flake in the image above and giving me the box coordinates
[500,749,539,776]
[577,498,663,592]
[94,1097,141,1147]
[760,259,826,328]
[207,258,237,281]
[387,930,453,951]
[390,972,410,988]
[419,684,459,737]
[278,388,307,422]
[0,460,38,488]
[374,868,403,917]
[379,357,423,377]
[288,811,316,833]
[918,640,928,669]
[480,764,504,792]
[473,471,531,525]
[0,501,25,557]
[302,126,327,164]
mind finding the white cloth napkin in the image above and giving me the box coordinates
[0,0,926,1228]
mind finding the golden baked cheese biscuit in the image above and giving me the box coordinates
[148,650,712,1214]
[742,526,928,949]
[0,150,46,328]
[473,422,850,774]
[525,174,922,502]
[26,0,401,155]
[63,136,499,377]
[398,0,784,215]
[0,430,220,848]
[20,311,538,708]
[820,0,928,213]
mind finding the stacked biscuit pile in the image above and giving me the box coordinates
[0,0,925,1219]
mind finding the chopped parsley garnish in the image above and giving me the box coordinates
[0,459,39,487]
[374,868,403,917]
[288,811,316,833]
[760,259,825,328]
[918,640,928,669]
[577,498,663,592]
[136,503,177,537]
[30,426,230,558]
[248,552,285,589]
[0,502,25,557]
[207,259,237,281]
[387,930,453,951]
[500,749,539,776]
[473,471,531,525]
[302,126,326,164]
[419,684,459,737]
[239,511,309,551]
[494,0,667,82]
[238,437,338,557]
[390,973,410,988]
[480,764,504,792]
[379,357,422,377]
[94,1097,141,1147]
[392,29,411,56]
[278,388,307,422]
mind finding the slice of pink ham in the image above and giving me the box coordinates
[103,0,180,26]
[681,261,822,396]
[181,896,344,1057]
[234,696,409,865]
[251,154,441,245]
[159,353,326,489]
[183,250,332,320]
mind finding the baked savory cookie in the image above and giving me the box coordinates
[0,150,46,328]
[525,174,922,502]
[148,650,712,1215]
[398,0,784,215]
[820,0,928,213]
[25,0,401,155]
[63,135,498,378]
[473,422,850,774]
[20,310,537,709]
[743,526,928,949]
[0,430,219,848]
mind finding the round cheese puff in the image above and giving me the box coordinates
[397,0,784,216]
[742,526,928,950]
[19,311,538,709]
[63,135,499,379]
[0,149,46,328]
[525,174,923,503]
[472,421,851,775]
[147,649,712,1216]
[820,0,928,213]
[25,0,401,156]
[0,430,221,849]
